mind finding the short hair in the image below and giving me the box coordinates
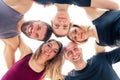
[42,22,53,42]
[21,20,53,42]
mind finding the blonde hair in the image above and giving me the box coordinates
[33,39,64,80]
[67,24,94,44]
[43,53,64,80]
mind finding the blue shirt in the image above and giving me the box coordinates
[93,10,120,47]
[65,48,120,80]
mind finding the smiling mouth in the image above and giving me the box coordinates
[72,55,81,61]
[80,32,84,39]
[27,25,33,36]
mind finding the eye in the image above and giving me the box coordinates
[74,47,79,51]
[67,51,72,56]
[74,36,77,41]
[47,43,58,54]
[54,24,60,29]
[74,29,77,34]
[36,33,39,38]
[47,43,51,47]
[53,49,58,54]
[63,25,68,30]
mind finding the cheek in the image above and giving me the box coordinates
[65,54,72,60]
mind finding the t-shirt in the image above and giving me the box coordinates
[0,0,23,39]
[93,10,120,47]
[65,48,120,80]
[2,54,44,80]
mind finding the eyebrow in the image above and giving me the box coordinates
[50,42,59,53]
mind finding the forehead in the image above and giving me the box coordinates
[48,41,59,47]
[71,27,79,31]
[65,42,77,51]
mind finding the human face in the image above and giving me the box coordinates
[64,42,83,63]
[41,40,60,60]
[68,27,88,43]
[52,12,71,36]
[23,21,47,40]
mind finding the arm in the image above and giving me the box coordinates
[91,0,120,10]
[94,43,105,54]
[106,47,120,64]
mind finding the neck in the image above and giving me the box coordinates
[29,55,45,72]
[55,3,69,12]
[74,60,87,70]
[84,7,106,21]
[86,26,95,37]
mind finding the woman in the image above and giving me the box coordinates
[67,6,120,47]
[2,39,64,80]
[49,0,120,37]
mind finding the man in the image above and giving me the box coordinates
[0,0,52,68]
[64,42,120,80]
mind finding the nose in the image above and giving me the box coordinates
[47,48,53,53]
[59,19,66,23]
[71,50,76,56]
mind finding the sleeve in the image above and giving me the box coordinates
[34,0,54,4]
[106,47,120,64]
[1,70,18,80]
[64,76,70,80]
[72,0,91,7]
[53,0,72,4]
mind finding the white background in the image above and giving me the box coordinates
[0,2,120,79]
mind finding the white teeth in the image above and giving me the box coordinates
[28,27,31,33]
[73,56,79,60]
[45,52,49,56]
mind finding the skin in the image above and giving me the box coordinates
[91,0,120,10]
[64,42,87,70]
[51,4,71,37]
[64,42,105,71]
[68,7,113,43]
[29,40,60,72]
[68,24,98,43]
[68,27,89,42]
[22,21,48,40]
[1,0,34,68]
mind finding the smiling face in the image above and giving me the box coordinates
[64,42,83,63]
[41,40,61,60]
[68,27,88,43]
[22,21,48,40]
[52,12,71,37]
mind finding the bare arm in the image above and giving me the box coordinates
[91,0,120,10]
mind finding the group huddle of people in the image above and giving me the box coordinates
[0,0,120,80]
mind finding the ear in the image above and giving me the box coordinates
[64,53,69,60]
[69,23,73,28]
[51,20,53,27]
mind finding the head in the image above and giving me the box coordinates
[21,20,52,41]
[33,39,63,61]
[33,39,64,80]
[51,11,71,37]
[67,25,89,44]
[64,42,83,63]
